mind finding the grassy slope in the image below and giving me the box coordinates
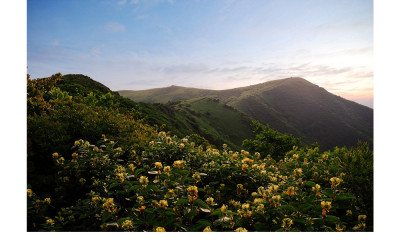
[119,77,373,150]
[173,97,254,149]
[59,74,255,150]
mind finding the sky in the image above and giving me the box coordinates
[27,0,373,107]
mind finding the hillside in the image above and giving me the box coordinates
[119,77,373,150]
[58,74,255,150]
[27,73,374,232]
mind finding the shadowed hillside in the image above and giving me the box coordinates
[119,77,373,150]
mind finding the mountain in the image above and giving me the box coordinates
[58,74,255,150]
[119,77,373,150]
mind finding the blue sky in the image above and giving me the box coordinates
[28,0,373,107]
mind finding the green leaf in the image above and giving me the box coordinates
[108,183,119,190]
[164,211,176,216]
[176,199,189,205]
[195,219,212,226]
[163,217,176,226]
[147,185,159,191]
[300,204,313,212]
[322,189,333,197]
[191,220,212,232]
[186,208,197,219]
[335,193,355,201]
[294,218,306,226]
[281,205,297,212]
[101,212,112,222]
[129,185,142,192]
[254,221,268,231]
[304,181,316,187]
[211,208,222,216]
[134,168,145,176]
[195,199,210,209]
[324,215,340,223]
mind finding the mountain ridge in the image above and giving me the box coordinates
[119,77,373,150]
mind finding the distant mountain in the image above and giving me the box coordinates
[119,77,373,150]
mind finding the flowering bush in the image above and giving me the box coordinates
[27,132,372,232]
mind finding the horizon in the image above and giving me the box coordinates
[28,0,373,108]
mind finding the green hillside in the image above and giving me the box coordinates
[27,73,373,232]
[119,77,373,150]
[57,74,254,150]
[171,97,255,149]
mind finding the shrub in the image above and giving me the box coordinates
[27,133,371,232]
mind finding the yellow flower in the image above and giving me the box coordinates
[92,196,100,204]
[284,186,295,196]
[43,198,51,205]
[321,201,332,216]
[102,198,117,213]
[242,157,254,164]
[27,189,33,198]
[256,204,264,212]
[293,154,299,160]
[235,227,248,232]
[312,184,321,196]
[203,226,212,232]
[155,162,163,169]
[336,224,346,232]
[330,177,343,188]
[139,176,149,185]
[282,218,293,231]
[52,152,59,158]
[269,184,279,193]
[173,160,185,169]
[72,153,78,159]
[46,219,55,226]
[158,200,168,210]
[121,220,134,231]
[294,168,303,176]
[187,186,198,196]
[155,227,166,232]
[163,166,171,173]
[272,195,281,202]
[357,222,366,230]
[221,204,228,214]
[57,157,65,165]
[136,196,144,204]
[192,172,201,182]
[253,198,263,205]
[206,197,214,206]
[240,203,249,211]
[358,215,367,221]
[138,205,146,212]
[179,143,185,149]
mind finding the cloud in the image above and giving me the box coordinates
[50,40,59,47]
[104,22,125,33]
[117,0,127,5]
